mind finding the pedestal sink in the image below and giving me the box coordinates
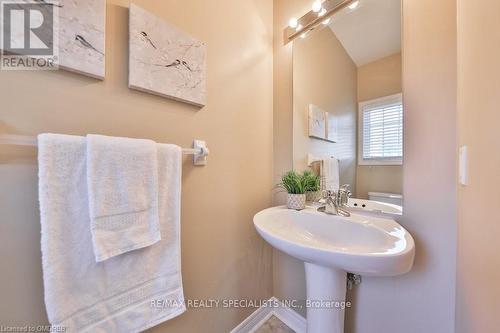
[253,206,415,333]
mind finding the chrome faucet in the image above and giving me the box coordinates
[318,184,352,217]
[338,184,352,208]
[321,190,340,215]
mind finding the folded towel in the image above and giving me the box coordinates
[323,156,340,192]
[39,134,185,332]
[86,134,161,262]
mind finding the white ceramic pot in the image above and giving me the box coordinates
[287,193,306,210]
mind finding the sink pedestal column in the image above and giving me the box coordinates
[304,263,347,333]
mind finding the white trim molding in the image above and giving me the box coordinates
[230,297,306,333]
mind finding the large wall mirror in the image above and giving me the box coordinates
[292,0,403,211]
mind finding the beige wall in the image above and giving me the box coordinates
[356,53,403,199]
[273,0,458,331]
[358,53,402,102]
[293,27,357,188]
[0,1,274,332]
[456,0,500,331]
[356,165,403,199]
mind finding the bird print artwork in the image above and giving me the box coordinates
[164,59,181,68]
[33,0,64,7]
[309,105,327,140]
[140,31,193,72]
[75,35,104,55]
[55,0,106,79]
[154,59,193,72]
[141,32,157,49]
[129,4,206,107]
[181,60,192,72]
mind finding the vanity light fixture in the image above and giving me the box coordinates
[312,1,323,13]
[348,0,359,10]
[289,18,303,32]
[284,0,358,43]
[289,17,299,29]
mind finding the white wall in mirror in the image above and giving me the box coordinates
[293,26,357,191]
[328,0,401,66]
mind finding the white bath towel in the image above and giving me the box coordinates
[86,134,161,262]
[323,156,340,192]
[38,134,185,333]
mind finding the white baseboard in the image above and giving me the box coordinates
[230,297,306,333]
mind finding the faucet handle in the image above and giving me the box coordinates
[322,190,337,200]
[340,184,351,193]
[338,184,352,207]
[340,184,352,197]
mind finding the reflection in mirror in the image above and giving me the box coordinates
[293,0,403,213]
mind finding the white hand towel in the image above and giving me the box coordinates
[39,134,185,333]
[86,134,161,262]
[323,156,340,192]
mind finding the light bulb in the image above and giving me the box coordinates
[322,18,331,25]
[300,32,308,39]
[348,1,359,10]
[289,17,298,29]
[312,1,322,13]
[296,24,303,31]
[318,8,327,17]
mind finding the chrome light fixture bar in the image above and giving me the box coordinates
[284,0,355,44]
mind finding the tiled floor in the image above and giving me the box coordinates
[254,315,295,333]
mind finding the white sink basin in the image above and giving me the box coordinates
[254,206,413,276]
[347,198,403,218]
[253,206,415,333]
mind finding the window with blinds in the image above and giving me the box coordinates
[358,94,403,165]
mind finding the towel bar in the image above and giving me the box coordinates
[0,134,209,166]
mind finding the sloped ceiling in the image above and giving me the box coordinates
[329,0,401,67]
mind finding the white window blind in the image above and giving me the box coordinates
[359,94,403,165]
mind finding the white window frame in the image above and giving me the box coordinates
[358,93,403,166]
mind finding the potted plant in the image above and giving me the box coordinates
[280,171,306,210]
[302,170,321,202]
[279,170,321,210]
